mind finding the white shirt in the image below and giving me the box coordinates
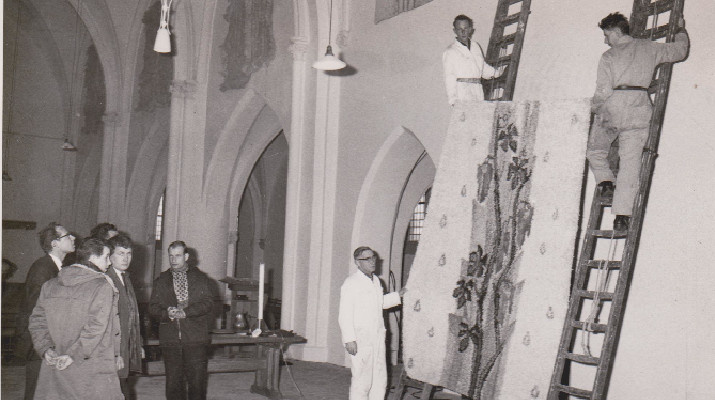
[442,39,500,105]
[49,253,63,271]
[113,268,125,285]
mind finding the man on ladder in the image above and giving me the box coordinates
[587,12,689,231]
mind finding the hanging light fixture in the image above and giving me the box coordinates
[312,0,346,71]
[154,0,173,53]
[62,139,78,151]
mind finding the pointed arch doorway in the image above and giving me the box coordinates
[233,132,288,330]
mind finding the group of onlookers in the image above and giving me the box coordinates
[16,222,213,399]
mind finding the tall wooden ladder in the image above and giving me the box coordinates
[547,1,686,399]
[390,0,532,398]
[483,0,532,101]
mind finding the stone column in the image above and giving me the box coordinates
[281,37,311,341]
[97,111,127,224]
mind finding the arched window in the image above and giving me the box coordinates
[155,193,164,242]
[406,188,431,242]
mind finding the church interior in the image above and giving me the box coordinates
[2,0,714,398]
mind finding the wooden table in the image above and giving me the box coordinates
[144,332,307,399]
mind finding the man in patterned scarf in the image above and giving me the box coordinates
[149,241,213,400]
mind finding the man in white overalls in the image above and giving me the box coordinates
[339,246,406,400]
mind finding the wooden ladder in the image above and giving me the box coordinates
[391,0,532,398]
[484,0,532,101]
[547,1,685,399]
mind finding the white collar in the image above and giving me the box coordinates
[49,253,63,271]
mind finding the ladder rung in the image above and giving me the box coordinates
[590,230,628,238]
[497,33,517,46]
[564,352,600,365]
[553,384,593,399]
[642,25,670,40]
[643,0,675,14]
[575,289,613,300]
[572,320,608,333]
[597,195,613,206]
[586,260,621,269]
[499,13,521,26]
[497,54,513,64]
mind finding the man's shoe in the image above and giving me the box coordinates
[598,181,614,197]
[613,215,630,231]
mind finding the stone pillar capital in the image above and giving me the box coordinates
[289,38,310,61]
[170,80,198,98]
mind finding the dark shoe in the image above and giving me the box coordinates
[598,181,614,197]
[613,215,630,231]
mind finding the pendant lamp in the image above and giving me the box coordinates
[312,0,346,70]
[154,0,172,53]
[62,139,78,151]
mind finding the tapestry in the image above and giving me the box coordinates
[375,0,435,24]
[220,0,275,91]
[402,99,590,399]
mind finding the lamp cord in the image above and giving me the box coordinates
[327,0,333,46]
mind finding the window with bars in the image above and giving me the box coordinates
[407,188,431,242]
[155,193,164,241]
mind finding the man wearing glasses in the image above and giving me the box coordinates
[17,222,75,400]
[339,246,406,400]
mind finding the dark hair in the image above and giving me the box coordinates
[90,223,117,240]
[453,14,473,28]
[39,222,61,253]
[353,246,373,260]
[168,240,188,254]
[108,234,132,254]
[76,238,108,267]
[599,12,630,35]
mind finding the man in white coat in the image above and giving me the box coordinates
[339,246,406,400]
[442,14,503,105]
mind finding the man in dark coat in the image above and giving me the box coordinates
[17,222,75,400]
[150,240,213,400]
[107,234,144,399]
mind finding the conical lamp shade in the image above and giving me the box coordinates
[62,139,78,152]
[154,27,171,53]
[312,45,346,70]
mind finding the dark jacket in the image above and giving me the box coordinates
[29,264,123,399]
[106,267,143,377]
[17,254,59,360]
[149,266,213,346]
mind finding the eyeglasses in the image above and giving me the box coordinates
[357,255,377,261]
[57,233,74,240]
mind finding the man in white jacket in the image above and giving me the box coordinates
[339,246,406,400]
[442,14,503,105]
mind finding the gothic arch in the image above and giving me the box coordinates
[351,126,435,277]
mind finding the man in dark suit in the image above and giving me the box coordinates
[107,234,144,399]
[17,222,75,400]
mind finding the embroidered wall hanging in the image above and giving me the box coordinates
[402,99,590,399]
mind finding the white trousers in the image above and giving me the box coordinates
[349,329,387,400]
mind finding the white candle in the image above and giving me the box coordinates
[258,263,265,326]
